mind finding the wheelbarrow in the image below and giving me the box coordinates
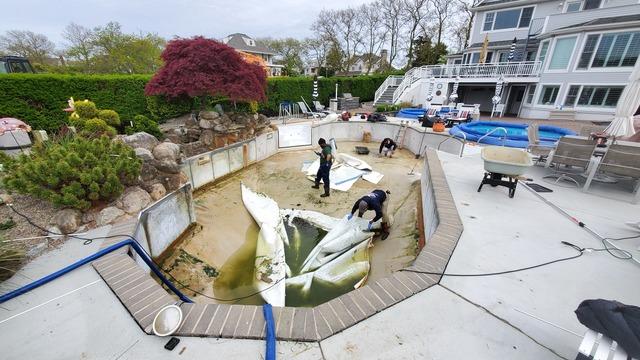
[478,146,533,198]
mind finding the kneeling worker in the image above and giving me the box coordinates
[311,138,333,197]
[348,189,391,240]
[379,138,397,158]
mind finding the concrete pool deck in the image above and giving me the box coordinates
[1,148,639,359]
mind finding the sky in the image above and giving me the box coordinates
[2,0,372,48]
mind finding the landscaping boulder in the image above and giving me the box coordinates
[140,162,159,182]
[200,111,220,120]
[148,183,167,201]
[186,129,201,142]
[51,208,82,234]
[96,206,125,226]
[117,186,152,214]
[162,173,188,192]
[153,142,180,161]
[200,129,214,146]
[134,148,154,162]
[155,159,180,174]
[185,114,198,128]
[0,193,13,206]
[199,119,214,129]
[121,132,159,152]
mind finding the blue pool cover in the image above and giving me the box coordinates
[397,108,426,119]
[450,121,576,148]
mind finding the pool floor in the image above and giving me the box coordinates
[158,142,421,307]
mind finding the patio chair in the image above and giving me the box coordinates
[446,110,471,127]
[543,137,597,187]
[297,102,323,118]
[527,123,554,165]
[576,329,635,360]
[313,101,326,111]
[583,143,640,203]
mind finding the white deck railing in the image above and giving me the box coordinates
[374,75,404,104]
[391,61,542,104]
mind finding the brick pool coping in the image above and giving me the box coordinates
[91,149,463,341]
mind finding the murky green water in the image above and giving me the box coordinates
[211,216,366,307]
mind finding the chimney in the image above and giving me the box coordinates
[380,49,388,62]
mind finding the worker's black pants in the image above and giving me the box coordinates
[315,162,331,194]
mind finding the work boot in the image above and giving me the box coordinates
[311,184,320,189]
[380,231,390,241]
[320,191,330,197]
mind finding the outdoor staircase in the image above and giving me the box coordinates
[374,85,398,105]
[548,110,576,122]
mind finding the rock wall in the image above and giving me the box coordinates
[165,111,272,157]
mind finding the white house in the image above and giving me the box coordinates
[337,50,389,76]
[221,33,284,77]
[375,0,640,122]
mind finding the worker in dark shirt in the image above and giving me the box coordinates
[348,189,391,239]
[379,138,397,158]
[311,138,333,197]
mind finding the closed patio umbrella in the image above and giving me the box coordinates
[605,61,640,138]
[479,34,489,64]
[507,37,517,61]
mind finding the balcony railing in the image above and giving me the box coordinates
[391,61,542,103]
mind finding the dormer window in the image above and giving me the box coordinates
[243,37,255,46]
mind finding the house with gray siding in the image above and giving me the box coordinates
[375,0,640,122]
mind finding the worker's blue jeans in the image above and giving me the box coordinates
[315,162,331,194]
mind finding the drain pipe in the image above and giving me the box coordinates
[522,184,640,266]
[0,239,192,304]
[263,304,276,360]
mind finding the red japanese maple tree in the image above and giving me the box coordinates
[145,36,267,109]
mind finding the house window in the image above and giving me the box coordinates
[483,7,534,31]
[581,32,640,69]
[583,0,602,10]
[577,86,624,107]
[471,53,481,64]
[538,41,549,67]
[498,52,509,63]
[577,35,600,69]
[454,59,462,65]
[548,37,577,70]
[538,85,560,105]
[564,85,581,107]
[566,1,581,12]
[484,52,493,63]
[525,85,537,104]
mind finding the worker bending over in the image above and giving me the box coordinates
[348,189,391,240]
[379,138,397,158]
[311,138,332,197]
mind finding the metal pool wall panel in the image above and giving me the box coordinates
[140,184,195,257]
[189,154,216,189]
[421,155,439,241]
[212,151,231,178]
[228,145,244,172]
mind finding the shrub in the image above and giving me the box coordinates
[2,136,141,210]
[0,74,386,129]
[397,101,414,109]
[81,118,117,138]
[73,100,98,119]
[98,109,120,127]
[125,115,163,139]
[146,95,192,121]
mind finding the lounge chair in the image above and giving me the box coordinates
[583,142,640,203]
[576,329,634,360]
[543,136,597,187]
[297,102,323,118]
[313,101,326,111]
[446,110,471,127]
[527,123,554,165]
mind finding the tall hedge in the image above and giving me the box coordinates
[0,74,387,131]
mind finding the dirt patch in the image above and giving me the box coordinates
[161,141,423,305]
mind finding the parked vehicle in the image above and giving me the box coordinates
[0,56,35,74]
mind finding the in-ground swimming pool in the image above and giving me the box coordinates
[450,121,576,148]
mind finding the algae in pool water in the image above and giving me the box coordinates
[206,216,370,307]
[212,224,264,305]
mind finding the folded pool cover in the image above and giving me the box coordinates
[450,121,575,148]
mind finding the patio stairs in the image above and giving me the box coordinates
[374,85,398,105]
[548,110,576,122]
